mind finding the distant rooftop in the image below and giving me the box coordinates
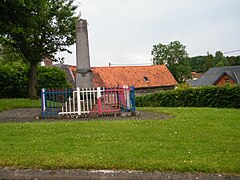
[190,66,240,87]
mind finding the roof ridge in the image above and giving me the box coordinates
[56,64,166,69]
[91,65,163,68]
[210,65,240,70]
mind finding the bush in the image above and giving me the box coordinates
[0,63,29,98]
[36,66,72,96]
[0,63,71,98]
[136,86,240,108]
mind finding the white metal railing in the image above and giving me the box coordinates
[58,87,99,115]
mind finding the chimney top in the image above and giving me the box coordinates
[44,56,52,66]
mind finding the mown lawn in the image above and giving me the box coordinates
[0,106,239,174]
[0,98,41,112]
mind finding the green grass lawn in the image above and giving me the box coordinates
[0,106,239,174]
[0,98,41,112]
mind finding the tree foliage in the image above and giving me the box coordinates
[0,43,26,65]
[0,0,77,99]
[151,41,191,83]
[189,51,240,73]
[0,62,71,98]
[215,51,228,67]
[226,56,240,66]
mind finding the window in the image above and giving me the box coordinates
[225,78,230,84]
[143,76,149,82]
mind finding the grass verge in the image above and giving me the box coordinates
[0,107,239,174]
[0,98,41,112]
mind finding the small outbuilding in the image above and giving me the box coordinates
[58,64,177,96]
[91,65,177,95]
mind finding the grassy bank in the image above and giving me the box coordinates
[0,107,239,174]
[0,98,41,112]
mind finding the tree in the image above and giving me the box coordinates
[189,52,240,73]
[151,41,191,83]
[202,52,215,72]
[0,0,77,99]
[215,51,228,67]
[189,56,206,73]
[226,56,240,66]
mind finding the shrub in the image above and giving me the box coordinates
[0,63,29,98]
[36,66,72,96]
[0,63,71,98]
[136,86,240,108]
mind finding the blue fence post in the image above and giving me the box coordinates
[130,86,136,111]
[49,89,52,116]
[53,89,56,115]
[41,88,46,119]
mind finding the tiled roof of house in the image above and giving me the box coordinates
[56,64,177,88]
[189,65,240,87]
[91,65,177,88]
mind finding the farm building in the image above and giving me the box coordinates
[52,64,177,95]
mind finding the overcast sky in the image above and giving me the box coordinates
[59,0,240,67]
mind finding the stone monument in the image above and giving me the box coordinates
[75,19,93,88]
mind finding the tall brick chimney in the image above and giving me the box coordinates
[75,19,93,88]
[44,56,53,66]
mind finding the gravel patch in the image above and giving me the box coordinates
[1,168,239,180]
[0,108,173,123]
[0,108,41,123]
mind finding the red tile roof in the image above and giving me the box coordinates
[92,65,177,88]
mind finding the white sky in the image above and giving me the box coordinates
[58,0,240,67]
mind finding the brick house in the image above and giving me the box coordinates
[188,66,240,87]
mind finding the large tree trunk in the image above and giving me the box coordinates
[29,62,37,99]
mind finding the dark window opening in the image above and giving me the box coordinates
[143,76,149,82]
[225,78,230,84]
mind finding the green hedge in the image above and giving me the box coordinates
[136,86,240,108]
[36,66,71,95]
[0,63,29,98]
[0,63,71,98]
